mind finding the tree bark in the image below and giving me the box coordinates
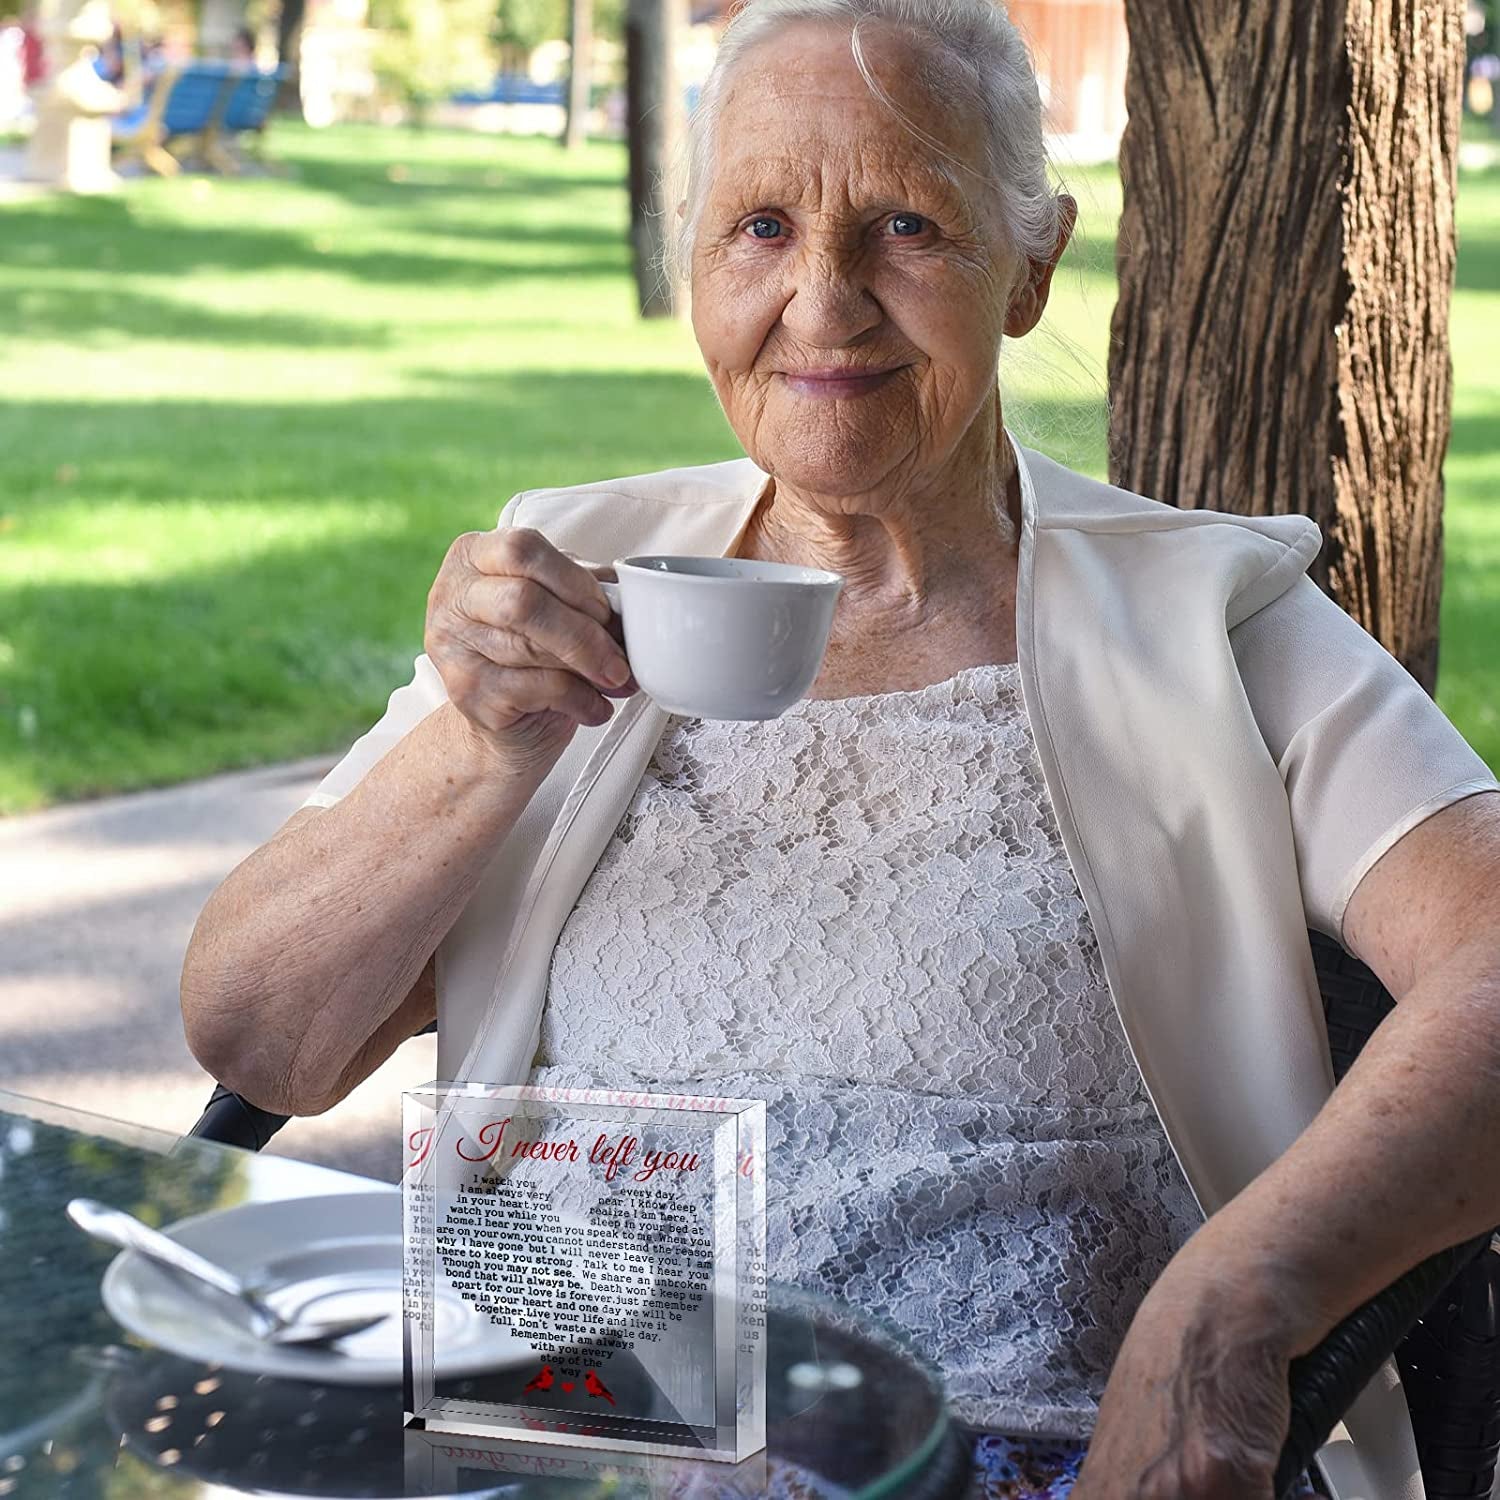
[563,0,593,150]
[274,0,307,118]
[625,0,684,317]
[1108,0,1463,693]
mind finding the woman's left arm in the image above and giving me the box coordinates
[1075,787,1500,1499]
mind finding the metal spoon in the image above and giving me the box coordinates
[66,1198,389,1348]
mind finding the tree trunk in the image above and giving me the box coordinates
[1108,0,1463,694]
[274,0,306,117]
[625,0,683,317]
[563,0,593,149]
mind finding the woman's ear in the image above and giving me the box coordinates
[676,197,687,220]
[1004,193,1078,338]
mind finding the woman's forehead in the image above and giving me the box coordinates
[710,27,989,210]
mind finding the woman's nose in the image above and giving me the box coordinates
[779,246,882,347]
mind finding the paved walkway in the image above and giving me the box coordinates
[0,759,436,1182]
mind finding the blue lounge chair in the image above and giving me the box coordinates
[204,65,287,173]
[112,60,234,176]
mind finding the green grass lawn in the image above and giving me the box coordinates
[0,125,1496,812]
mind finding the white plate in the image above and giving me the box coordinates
[100,1190,527,1386]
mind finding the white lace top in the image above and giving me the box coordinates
[526,661,1205,1438]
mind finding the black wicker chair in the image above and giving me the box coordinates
[188,945,1500,1499]
[1275,933,1500,1500]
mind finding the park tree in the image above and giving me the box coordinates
[563,0,592,147]
[625,0,687,315]
[1108,1,1464,694]
[273,0,305,113]
[565,0,623,146]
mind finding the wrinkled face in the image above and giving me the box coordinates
[690,21,1024,505]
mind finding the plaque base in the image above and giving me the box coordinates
[403,1420,770,1495]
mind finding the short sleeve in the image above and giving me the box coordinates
[300,492,527,811]
[1230,574,1499,946]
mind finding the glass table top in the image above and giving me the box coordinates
[0,1088,970,1500]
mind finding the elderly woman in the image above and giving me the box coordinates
[183,1,1500,1496]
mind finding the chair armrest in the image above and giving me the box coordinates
[187,1021,438,1149]
[187,1082,292,1151]
[1273,1232,1494,1497]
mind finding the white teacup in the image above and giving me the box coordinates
[600,555,844,721]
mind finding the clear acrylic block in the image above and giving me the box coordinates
[403,1081,767,1462]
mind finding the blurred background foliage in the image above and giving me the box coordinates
[366,0,502,118]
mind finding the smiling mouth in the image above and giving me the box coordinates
[778,365,908,398]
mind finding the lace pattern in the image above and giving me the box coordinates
[528,663,1204,1437]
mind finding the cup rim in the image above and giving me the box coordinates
[614,554,844,589]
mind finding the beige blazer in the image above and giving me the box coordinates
[308,435,1498,1500]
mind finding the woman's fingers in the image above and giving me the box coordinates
[463,576,630,691]
[467,528,615,628]
[426,527,635,748]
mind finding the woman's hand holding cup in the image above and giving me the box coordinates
[425,527,636,770]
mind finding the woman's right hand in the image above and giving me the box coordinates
[426,526,635,770]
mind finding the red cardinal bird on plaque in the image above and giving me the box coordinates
[522,1364,555,1393]
[584,1369,616,1406]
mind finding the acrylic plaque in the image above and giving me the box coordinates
[403,1081,766,1463]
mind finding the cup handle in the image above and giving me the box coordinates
[599,580,621,615]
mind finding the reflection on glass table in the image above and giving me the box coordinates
[0,1088,972,1499]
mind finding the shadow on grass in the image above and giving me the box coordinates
[0,135,632,294]
[0,200,628,288]
[1456,223,1500,294]
[0,282,393,349]
[1447,407,1500,459]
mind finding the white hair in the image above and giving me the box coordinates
[667,0,1064,283]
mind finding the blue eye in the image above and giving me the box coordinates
[747,216,783,239]
[889,213,927,236]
